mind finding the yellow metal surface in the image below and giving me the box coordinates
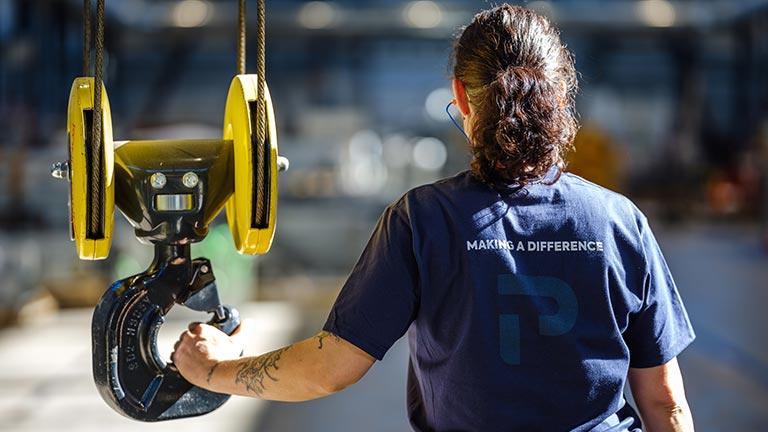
[67,77,115,260]
[223,75,279,255]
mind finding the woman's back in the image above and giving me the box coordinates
[364,169,688,430]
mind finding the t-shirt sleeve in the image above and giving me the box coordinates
[623,217,696,368]
[323,203,419,360]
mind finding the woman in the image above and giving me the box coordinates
[173,4,695,431]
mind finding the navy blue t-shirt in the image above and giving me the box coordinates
[324,169,695,431]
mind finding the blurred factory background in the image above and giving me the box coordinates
[0,0,767,431]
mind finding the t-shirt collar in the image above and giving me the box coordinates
[491,164,562,195]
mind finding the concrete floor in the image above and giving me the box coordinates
[0,222,766,431]
[656,223,768,431]
[0,303,301,432]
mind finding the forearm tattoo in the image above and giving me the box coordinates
[315,330,340,350]
[234,346,290,396]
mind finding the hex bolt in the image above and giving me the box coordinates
[150,172,167,189]
[50,161,70,180]
[182,172,199,188]
[277,156,290,172]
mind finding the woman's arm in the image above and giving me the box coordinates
[172,322,375,401]
[628,357,694,432]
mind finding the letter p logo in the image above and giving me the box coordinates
[498,274,578,365]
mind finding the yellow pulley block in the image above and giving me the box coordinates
[224,74,279,255]
[66,77,115,260]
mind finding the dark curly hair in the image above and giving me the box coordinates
[452,4,578,186]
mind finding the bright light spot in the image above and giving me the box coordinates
[412,137,447,171]
[425,88,453,122]
[342,130,388,195]
[349,161,388,195]
[635,0,676,28]
[383,134,412,168]
[298,1,337,29]
[403,1,442,29]
[349,130,383,159]
[172,0,211,28]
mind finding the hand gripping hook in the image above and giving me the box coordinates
[91,244,241,421]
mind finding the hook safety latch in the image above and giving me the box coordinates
[91,245,241,421]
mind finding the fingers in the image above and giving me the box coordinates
[179,318,250,359]
[188,321,203,333]
[190,321,225,336]
[190,321,232,338]
[171,330,189,363]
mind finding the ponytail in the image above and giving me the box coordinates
[453,4,578,186]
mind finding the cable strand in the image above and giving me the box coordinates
[237,0,246,75]
[254,0,267,225]
[90,0,105,235]
[83,0,91,76]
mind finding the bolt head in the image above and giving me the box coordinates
[51,161,70,180]
[150,172,167,189]
[277,156,290,172]
[182,172,199,188]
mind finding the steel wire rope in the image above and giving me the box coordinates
[254,0,267,226]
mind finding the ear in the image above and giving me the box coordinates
[452,78,471,117]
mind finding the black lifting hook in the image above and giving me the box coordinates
[92,244,241,421]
